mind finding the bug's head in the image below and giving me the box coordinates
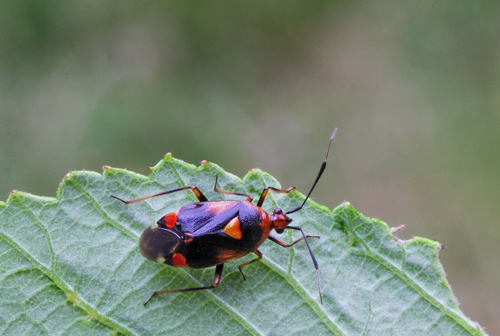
[270,208,293,234]
[139,225,182,263]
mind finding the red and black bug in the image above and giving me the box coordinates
[111,128,337,305]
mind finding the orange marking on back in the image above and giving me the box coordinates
[257,208,272,245]
[223,217,242,239]
[172,253,187,267]
[216,248,249,263]
[164,212,177,228]
[205,201,236,214]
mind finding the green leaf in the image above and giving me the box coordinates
[0,155,485,336]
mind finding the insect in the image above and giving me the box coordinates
[111,128,337,305]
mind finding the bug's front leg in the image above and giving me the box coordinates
[256,186,295,207]
[267,234,319,247]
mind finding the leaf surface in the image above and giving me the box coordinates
[0,155,485,335]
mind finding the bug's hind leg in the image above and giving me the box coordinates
[111,185,208,204]
[143,263,224,305]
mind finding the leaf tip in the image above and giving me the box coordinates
[390,224,408,242]
[247,168,263,178]
[8,190,18,201]
[102,166,118,180]
[160,153,174,165]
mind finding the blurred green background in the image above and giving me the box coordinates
[1,1,499,333]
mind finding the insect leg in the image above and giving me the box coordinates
[143,263,224,306]
[237,250,262,280]
[285,226,322,304]
[111,185,208,204]
[256,186,296,207]
[267,234,319,247]
[213,175,253,201]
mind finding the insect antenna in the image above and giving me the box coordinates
[286,127,337,215]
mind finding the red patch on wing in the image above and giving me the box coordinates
[172,253,187,267]
[164,212,178,228]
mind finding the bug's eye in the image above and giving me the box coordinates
[275,227,284,234]
[274,208,283,215]
[139,227,181,263]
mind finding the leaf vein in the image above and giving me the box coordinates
[344,204,479,335]
[0,231,137,336]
